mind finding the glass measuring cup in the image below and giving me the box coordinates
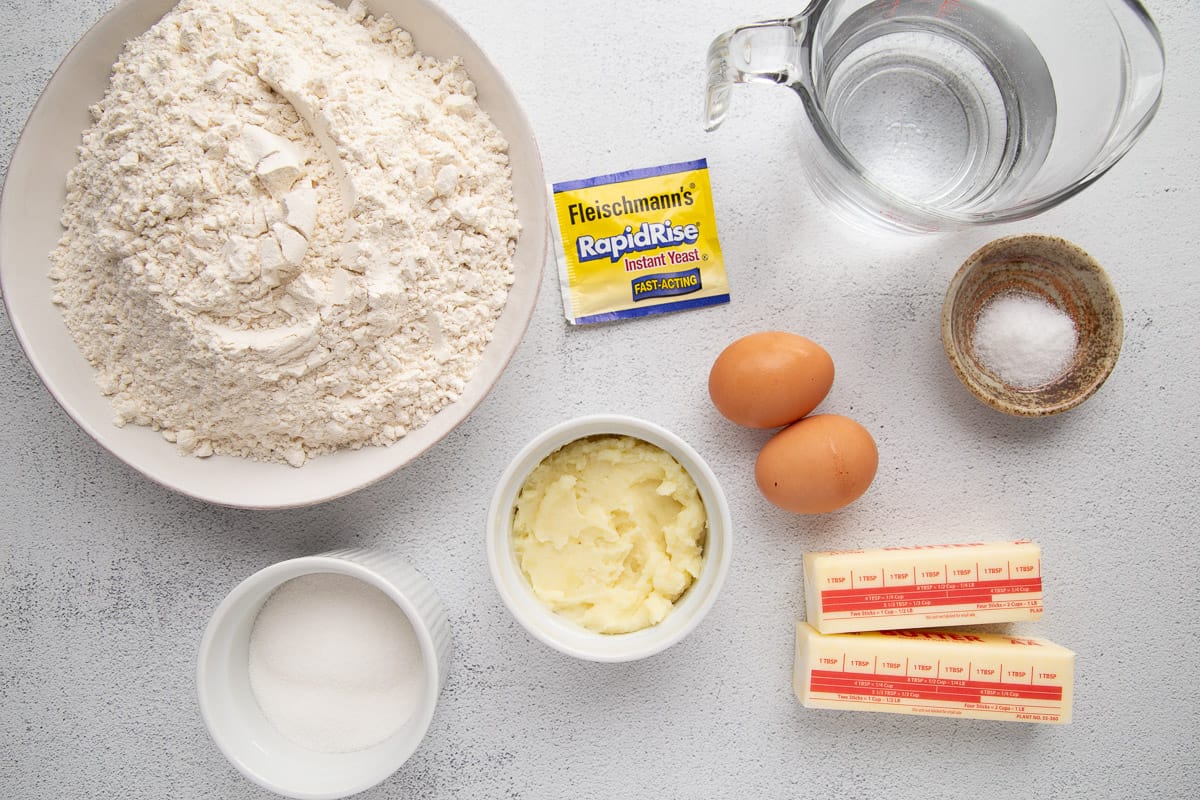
[705,0,1164,232]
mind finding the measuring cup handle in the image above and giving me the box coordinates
[705,17,807,132]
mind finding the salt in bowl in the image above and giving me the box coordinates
[941,234,1124,416]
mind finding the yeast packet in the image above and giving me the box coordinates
[549,159,729,325]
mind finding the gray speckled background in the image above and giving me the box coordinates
[3,1,1198,798]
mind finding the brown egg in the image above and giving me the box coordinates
[755,414,878,514]
[708,332,835,428]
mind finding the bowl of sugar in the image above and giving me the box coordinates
[197,549,451,799]
[941,234,1124,417]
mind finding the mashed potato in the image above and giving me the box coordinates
[511,435,707,634]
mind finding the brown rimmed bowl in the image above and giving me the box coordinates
[941,234,1124,417]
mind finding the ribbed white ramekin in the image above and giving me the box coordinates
[197,549,452,799]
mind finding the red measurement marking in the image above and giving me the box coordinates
[819,577,1043,613]
[936,1,961,18]
[808,670,1063,703]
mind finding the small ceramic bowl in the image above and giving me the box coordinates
[486,415,732,663]
[941,234,1124,417]
[197,549,452,800]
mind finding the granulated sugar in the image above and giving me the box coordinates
[247,572,425,753]
[972,292,1077,389]
[49,0,518,466]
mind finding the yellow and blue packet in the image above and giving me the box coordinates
[550,159,729,325]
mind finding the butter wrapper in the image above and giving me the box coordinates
[550,159,729,325]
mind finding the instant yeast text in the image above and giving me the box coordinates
[551,159,728,324]
[804,540,1043,633]
[793,623,1075,724]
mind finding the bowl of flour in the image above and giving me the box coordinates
[0,0,545,507]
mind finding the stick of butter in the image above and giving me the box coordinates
[804,540,1043,634]
[793,623,1075,724]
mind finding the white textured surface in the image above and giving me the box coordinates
[2,1,1198,798]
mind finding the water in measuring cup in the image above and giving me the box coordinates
[814,2,1057,213]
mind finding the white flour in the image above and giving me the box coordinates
[50,0,518,466]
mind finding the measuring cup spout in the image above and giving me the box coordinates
[704,17,808,132]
